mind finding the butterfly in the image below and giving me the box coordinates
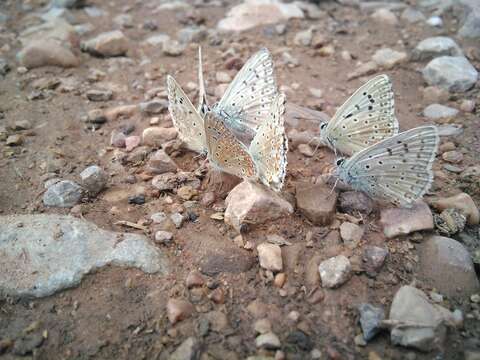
[167,48,278,153]
[334,126,439,207]
[205,93,288,192]
[318,74,399,156]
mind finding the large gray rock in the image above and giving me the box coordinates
[388,286,455,352]
[0,214,169,298]
[412,37,462,61]
[423,104,459,119]
[418,236,479,299]
[43,180,83,207]
[422,56,478,93]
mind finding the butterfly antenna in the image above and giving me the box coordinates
[328,177,339,198]
[197,46,208,117]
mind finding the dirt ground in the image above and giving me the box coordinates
[0,0,479,359]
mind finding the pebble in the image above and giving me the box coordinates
[339,191,374,215]
[125,136,141,152]
[43,180,83,208]
[142,127,177,147]
[380,201,433,238]
[318,255,352,288]
[358,303,385,341]
[296,183,337,225]
[298,143,314,157]
[340,222,364,247]
[163,39,184,56]
[79,165,108,195]
[140,99,168,115]
[6,134,23,146]
[401,8,425,23]
[362,246,388,276]
[147,149,177,174]
[87,109,107,124]
[17,40,79,69]
[178,26,207,44]
[166,298,194,324]
[294,28,313,46]
[286,330,313,351]
[412,37,462,61]
[12,120,32,130]
[422,86,449,103]
[209,288,225,304]
[460,99,476,113]
[86,89,113,102]
[216,71,232,83]
[170,212,184,228]
[151,212,167,224]
[371,48,407,69]
[257,243,283,272]
[423,104,458,119]
[254,318,272,334]
[442,150,463,163]
[274,273,286,288]
[426,16,443,27]
[81,30,129,57]
[428,193,479,225]
[422,56,478,93]
[371,8,398,25]
[144,33,170,46]
[128,194,145,205]
[154,230,173,244]
[256,332,281,350]
[110,131,126,148]
[169,337,200,360]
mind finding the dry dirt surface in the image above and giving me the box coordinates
[1,0,480,359]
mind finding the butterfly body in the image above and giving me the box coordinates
[319,75,399,156]
[335,126,439,207]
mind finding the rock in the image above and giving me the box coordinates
[347,61,378,80]
[358,304,385,341]
[294,28,313,46]
[286,330,313,351]
[147,149,177,174]
[318,255,351,289]
[442,150,463,163]
[163,39,184,56]
[362,246,388,276]
[0,58,10,76]
[178,26,207,44]
[186,270,205,288]
[204,310,228,331]
[298,143,314,157]
[371,48,407,69]
[17,40,79,69]
[43,180,83,207]
[12,120,32,130]
[257,243,283,272]
[6,134,23,146]
[371,8,398,25]
[128,194,145,205]
[254,318,272,334]
[125,136,141,152]
[340,222,364,247]
[428,193,479,225]
[79,165,108,195]
[423,104,459,119]
[437,124,463,137]
[151,212,168,224]
[170,213,184,229]
[142,127,177,147]
[256,332,281,350]
[86,88,113,101]
[412,37,462,61]
[339,191,373,215]
[167,298,194,324]
[419,236,479,299]
[81,30,129,57]
[169,337,200,360]
[154,230,173,245]
[217,0,304,32]
[152,172,201,192]
[380,201,433,238]
[224,181,293,232]
[422,56,478,93]
[422,86,450,103]
[401,8,426,23]
[140,99,168,114]
[215,71,232,83]
[51,0,84,8]
[389,286,455,352]
[296,183,337,225]
[144,33,170,47]
[458,11,480,39]
[111,131,126,148]
[19,19,77,47]
[460,99,476,113]
[0,214,169,297]
[113,13,133,28]
[426,16,443,27]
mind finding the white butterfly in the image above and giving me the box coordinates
[168,48,278,153]
[318,75,399,156]
[205,93,288,192]
[335,126,439,207]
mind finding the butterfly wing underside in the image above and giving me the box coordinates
[197,46,208,118]
[339,126,439,206]
[167,75,206,153]
[323,75,399,156]
[204,111,257,179]
[249,93,288,192]
[214,48,277,137]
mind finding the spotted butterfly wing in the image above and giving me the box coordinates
[214,48,277,140]
[204,111,257,179]
[337,126,439,206]
[249,93,288,192]
[321,75,399,156]
[167,75,206,153]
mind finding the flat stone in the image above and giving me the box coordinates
[81,30,129,57]
[0,214,169,298]
[256,332,281,350]
[79,165,108,195]
[412,37,463,61]
[142,127,177,147]
[423,104,459,119]
[257,243,283,272]
[339,191,374,215]
[418,236,480,299]
[167,298,194,324]
[422,56,478,93]
[347,61,378,80]
[6,134,23,146]
[428,192,479,225]
[358,303,385,341]
[162,39,184,56]
[147,149,177,174]
[340,222,364,247]
[389,285,455,352]
[17,40,79,69]
[154,230,173,245]
[217,0,304,32]
[372,48,407,69]
[442,150,463,163]
[225,181,293,232]
[362,246,388,276]
[169,337,200,360]
[318,255,352,289]
[380,201,433,238]
[86,88,113,102]
[296,183,337,225]
[43,180,83,207]
[144,33,170,46]
[140,99,168,114]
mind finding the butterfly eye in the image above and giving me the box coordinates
[336,158,345,166]
[320,123,327,130]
